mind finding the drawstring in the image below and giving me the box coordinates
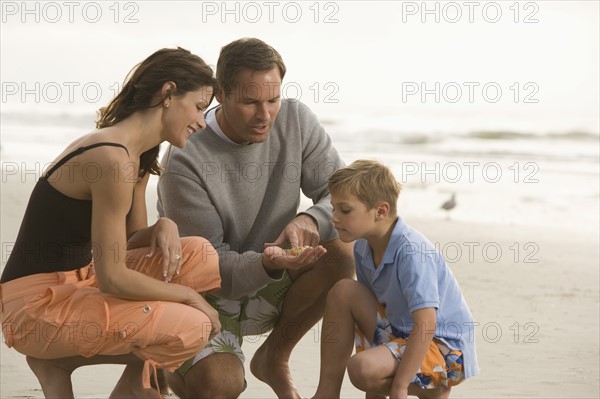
[142,358,160,392]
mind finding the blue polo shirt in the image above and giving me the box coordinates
[355,217,479,378]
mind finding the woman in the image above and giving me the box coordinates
[0,47,221,398]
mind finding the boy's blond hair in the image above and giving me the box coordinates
[328,160,402,216]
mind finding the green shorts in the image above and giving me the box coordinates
[177,271,292,375]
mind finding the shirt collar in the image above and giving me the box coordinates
[357,217,407,269]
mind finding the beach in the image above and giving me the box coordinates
[1,171,598,398]
[1,1,599,396]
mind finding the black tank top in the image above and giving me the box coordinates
[0,142,130,283]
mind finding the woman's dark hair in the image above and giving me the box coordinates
[96,47,217,177]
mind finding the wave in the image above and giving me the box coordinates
[2,111,599,142]
[1,111,97,128]
[2,112,598,164]
[466,130,600,141]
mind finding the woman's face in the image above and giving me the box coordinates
[163,85,213,148]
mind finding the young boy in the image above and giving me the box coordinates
[312,160,478,399]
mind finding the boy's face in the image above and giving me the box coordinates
[330,192,378,242]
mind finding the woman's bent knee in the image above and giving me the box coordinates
[176,237,221,293]
[181,237,217,265]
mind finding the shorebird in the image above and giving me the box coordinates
[441,193,456,220]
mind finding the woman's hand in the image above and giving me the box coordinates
[146,217,182,282]
[183,290,222,340]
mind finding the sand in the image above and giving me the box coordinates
[1,175,598,398]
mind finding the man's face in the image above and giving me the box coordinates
[216,67,282,145]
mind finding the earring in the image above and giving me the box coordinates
[165,102,170,108]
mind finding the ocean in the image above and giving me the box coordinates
[2,109,598,236]
[1,0,599,234]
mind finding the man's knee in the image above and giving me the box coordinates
[319,239,355,280]
[183,353,245,398]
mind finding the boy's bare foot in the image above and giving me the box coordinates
[250,343,304,399]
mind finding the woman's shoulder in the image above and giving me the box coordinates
[68,131,130,162]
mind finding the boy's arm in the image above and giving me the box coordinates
[390,307,437,399]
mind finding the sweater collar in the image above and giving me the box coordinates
[206,107,244,146]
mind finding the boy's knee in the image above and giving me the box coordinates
[347,355,373,391]
[327,278,359,304]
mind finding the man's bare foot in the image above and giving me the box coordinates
[250,343,304,399]
[26,356,75,399]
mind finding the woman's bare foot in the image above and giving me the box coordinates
[26,356,75,399]
[110,361,162,399]
[151,368,171,397]
[250,343,304,399]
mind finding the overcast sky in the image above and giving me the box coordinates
[1,1,598,134]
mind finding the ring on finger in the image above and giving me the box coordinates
[175,254,182,261]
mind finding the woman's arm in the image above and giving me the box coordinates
[89,152,220,333]
[390,307,437,399]
[125,172,151,242]
[125,173,183,280]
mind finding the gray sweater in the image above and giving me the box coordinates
[157,99,343,299]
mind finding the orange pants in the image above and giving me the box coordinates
[0,236,221,385]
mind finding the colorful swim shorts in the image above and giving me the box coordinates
[354,304,465,389]
[177,271,292,375]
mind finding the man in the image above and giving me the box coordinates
[157,38,354,398]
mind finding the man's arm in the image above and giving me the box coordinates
[158,166,280,299]
[297,102,344,243]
